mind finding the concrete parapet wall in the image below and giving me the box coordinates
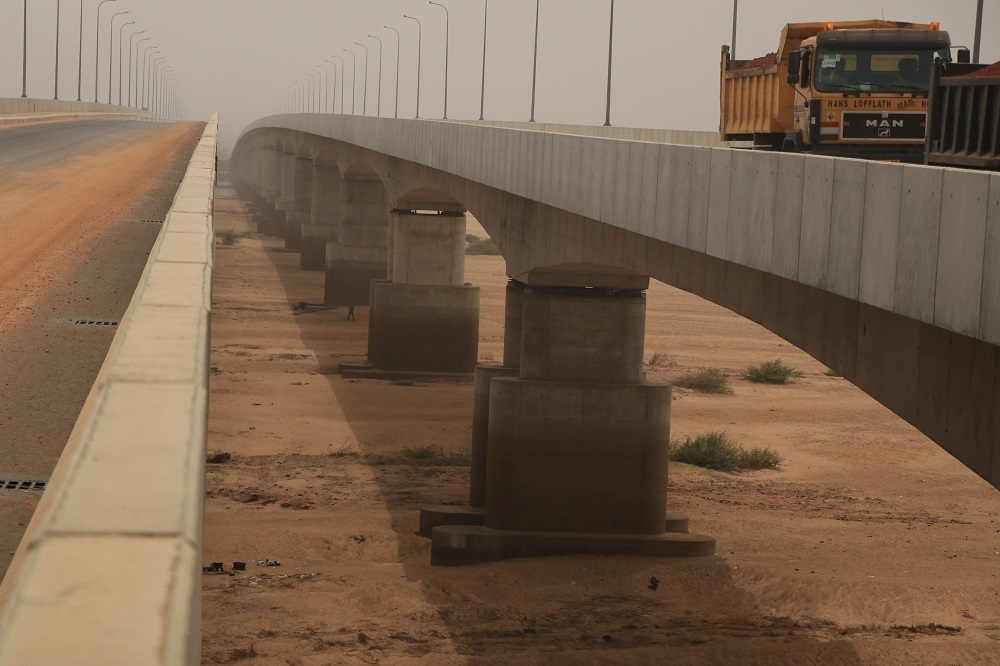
[0,114,218,665]
[0,97,152,123]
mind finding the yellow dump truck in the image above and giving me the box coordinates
[721,20,953,161]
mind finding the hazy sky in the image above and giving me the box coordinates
[1,1,997,156]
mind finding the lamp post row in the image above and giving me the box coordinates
[18,0,178,117]
[284,0,611,125]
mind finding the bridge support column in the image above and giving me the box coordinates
[301,162,340,271]
[283,156,313,252]
[430,285,715,565]
[324,174,389,306]
[255,147,283,233]
[263,150,296,237]
[368,211,480,373]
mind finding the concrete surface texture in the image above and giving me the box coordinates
[0,115,219,665]
[231,115,1000,493]
[0,97,152,124]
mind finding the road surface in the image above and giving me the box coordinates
[0,117,205,582]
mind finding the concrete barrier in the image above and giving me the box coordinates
[0,113,218,665]
[0,98,152,125]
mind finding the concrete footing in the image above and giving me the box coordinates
[419,506,691,539]
[324,245,388,306]
[301,224,337,271]
[430,526,716,566]
[284,211,309,251]
[368,283,480,373]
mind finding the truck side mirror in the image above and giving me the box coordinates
[957,48,971,64]
[787,51,801,84]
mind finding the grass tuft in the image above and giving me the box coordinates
[466,239,501,255]
[219,229,243,246]
[741,358,804,384]
[674,368,731,394]
[670,432,782,471]
[465,233,481,243]
[400,445,471,466]
[646,351,672,368]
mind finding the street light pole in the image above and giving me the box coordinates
[141,46,156,109]
[731,0,738,60]
[94,0,115,102]
[318,64,330,114]
[367,35,383,117]
[131,36,151,107]
[480,0,488,120]
[76,0,84,100]
[118,22,136,105]
[603,0,614,127]
[21,0,28,98]
[54,0,62,100]
[148,55,164,111]
[342,49,357,115]
[330,55,346,114]
[108,11,128,104]
[530,0,539,122]
[427,1,449,119]
[402,14,422,119]
[973,0,984,64]
[382,26,401,119]
[352,42,369,116]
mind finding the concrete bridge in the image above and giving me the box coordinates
[232,114,1000,565]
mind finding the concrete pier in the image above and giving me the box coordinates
[324,173,388,306]
[430,284,715,565]
[283,156,313,252]
[302,162,340,271]
[368,210,480,373]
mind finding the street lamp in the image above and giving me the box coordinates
[310,69,321,112]
[352,42,369,116]
[21,0,28,98]
[76,0,85,100]
[147,55,164,111]
[318,64,331,114]
[426,1,449,119]
[480,0,488,120]
[530,0,539,122]
[118,23,138,104]
[108,11,128,103]
[342,49,357,115]
[603,0,614,127]
[54,0,62,100]
[131,35,151,107]
[94,0,115,102]
[366,34,383,117]
[731,0,738,59]
[382,26,401,119]
[402,14,423,119]
[974,0,984,63]
[141,45,157,109]
[329,55,346,114]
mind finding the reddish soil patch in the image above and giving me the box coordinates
[203,195,1000,664]
[961,61,1000,78]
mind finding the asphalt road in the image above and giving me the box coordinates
[0,118,204,582]
[0,119,167,180]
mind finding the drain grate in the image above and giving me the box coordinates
[0,477,48,493]
[69,318,120,327]
[129,218,164,225]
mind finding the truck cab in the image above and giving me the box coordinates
[787,26,951,158]
[720,20,952,162]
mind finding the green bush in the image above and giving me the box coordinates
[741,358,804,384]
[466,239,501,255]
[465,233,481,243]
[669,432,782,471]
[399,446,471,466]
[674,368,731,394]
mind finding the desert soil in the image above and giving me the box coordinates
[0,119,205,580]
[203,183,1000,665]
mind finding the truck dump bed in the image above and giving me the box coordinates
[926,62,1000,169]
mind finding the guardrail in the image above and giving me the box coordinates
[0,113,218,665]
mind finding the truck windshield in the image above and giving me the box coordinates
[814,48,944,93]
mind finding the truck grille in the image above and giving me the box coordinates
[842,112,926,140]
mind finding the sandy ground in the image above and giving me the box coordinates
[0,119,205,580]
[203,190,1000,665]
